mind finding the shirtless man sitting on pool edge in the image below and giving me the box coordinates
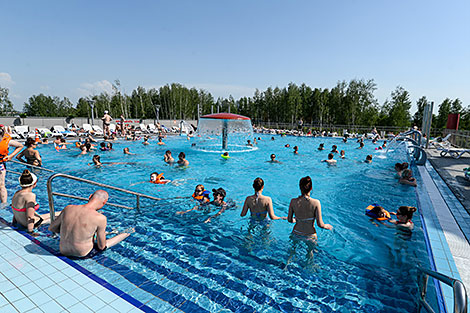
[49,190,133,258]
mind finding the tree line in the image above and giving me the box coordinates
[0,79,468,130]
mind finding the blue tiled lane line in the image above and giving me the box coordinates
[415,161,470,312]
[0,217,156,313]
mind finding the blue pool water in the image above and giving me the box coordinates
[2,135,438,312]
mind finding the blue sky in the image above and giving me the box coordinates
[1,0,469,114]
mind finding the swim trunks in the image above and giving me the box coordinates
[69,243,107,259]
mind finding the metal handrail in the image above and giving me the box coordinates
[47,173,161,221]
[418,267,467,313]
[10,159,55,172]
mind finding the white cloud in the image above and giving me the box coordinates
[40,85,51,91]
[0,73,15,87]
[77,80,114,96]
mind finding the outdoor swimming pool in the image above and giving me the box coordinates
[1,135,439,312]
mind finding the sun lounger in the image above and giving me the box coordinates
[147,124,158,134]
[14,126,30,139]
[430,134,452,149]
[139,124,149,133]
[439,148,470,159]
[92,125,104,136]
[51,125,77,137]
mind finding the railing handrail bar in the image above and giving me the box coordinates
[51,192,134,210]
[418,267,467,313]
[47,173,161,222]
[48,173,161,201]
[10,159,55,172]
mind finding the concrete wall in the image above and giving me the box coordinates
[0,116,197,129]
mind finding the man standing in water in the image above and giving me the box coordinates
[101,111,113,136]
[49,190,133,258]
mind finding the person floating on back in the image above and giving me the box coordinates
[49,190,133,258]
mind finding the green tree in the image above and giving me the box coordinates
[413,96,428,127]
[436,98,452,129]
[382,86,412,127]
[0,86,15,116]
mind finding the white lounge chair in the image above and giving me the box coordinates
[439,148,470,159]
[430,134,452,149]
[147,124,158,134]
[139,124,149,133]
[92,125,104,136]
[51,125,77,137]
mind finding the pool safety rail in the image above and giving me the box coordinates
[10,159,55,172]
[418,267,467,313]
[47,173,161,221]
[387,129,427,165]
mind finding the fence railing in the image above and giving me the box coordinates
[443,129,470,149]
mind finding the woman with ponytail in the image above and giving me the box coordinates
[0,125,23,203]
[11,169,51,233]
[240,177,286,220]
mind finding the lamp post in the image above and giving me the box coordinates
[87,99,95,125]
[155,105,161,123]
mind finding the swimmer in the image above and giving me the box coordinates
[358,142,364,149]
[268,153,281,163]
[164,150,174,163]
[340,150,345,159]
[142,137,150,145]
[389,206,417,230]
[16,138,42,166]
[293,146,299,154]
[99,142,108,151]
[367,205,389,220]
[41,138,49,144]
[106,142,113,150]
[399,169,417,187]
[204,188,232,223]
[177,152,189,166]
[372,137,378,144]
[253,138,257,145]
[79,145,88,155]
[331,145,339,153]
[157,137,165,145]
[150,172,170,184]
[365,155,373,163]
[257,137,261,141]
[11,170,55,233]
[53,136,62,145]
[89,155,102,167]
[343,137,348,143]
[123,147,135,155]
[287,176,333,241]
[222,152,230,159]
[285,144,290,148]
[271,137,275,141]
[247,140,253,146]
[382,140,387,149]
[322,153,337,164]
[241,177,286,220]
[191,184,211,203]
[395,162,408,177]
[318,143,324,151]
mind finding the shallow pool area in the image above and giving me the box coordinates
[0,135,444,312]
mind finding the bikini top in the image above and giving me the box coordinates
[12,203,39,212]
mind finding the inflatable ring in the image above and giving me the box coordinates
[221,154,230,159]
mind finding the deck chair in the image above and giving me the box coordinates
[439,148,470,159]
[147,124,158,133]
[139,123,149,133]
[430,134,452,149]
[92,125,104,136]
[14,126,29,139]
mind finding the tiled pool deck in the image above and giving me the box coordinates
[0,222,145,313]
[416,160,470,312]
[1,158,469,312]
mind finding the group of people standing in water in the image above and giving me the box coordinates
[1,123,418,259]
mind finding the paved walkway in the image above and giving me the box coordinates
[0,220,143,313]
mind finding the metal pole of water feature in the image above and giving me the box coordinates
[222,120,228,149]
[211,105,213,114]
[87,99,95,125]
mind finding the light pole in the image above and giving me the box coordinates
[156,105,161,123]
[87,99,95,125]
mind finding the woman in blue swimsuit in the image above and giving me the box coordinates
[240,177,286,220]
[287,176,332,241]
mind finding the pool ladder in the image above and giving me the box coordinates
[418,267,467,313]
[6,160,161,221]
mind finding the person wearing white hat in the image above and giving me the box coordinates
[101,110,113,137]
[11,169,52,233]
